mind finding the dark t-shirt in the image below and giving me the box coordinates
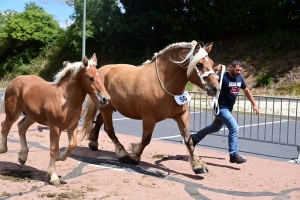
[218,72,247,111]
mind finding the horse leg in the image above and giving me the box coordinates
[56,124,78,161]
[17,116,35,164]
[100,107,130,163]
[88,112,103,151]
[0,111,21,153]
[173,110,208,174]
[129,118,156,164]
[46,126,61,186]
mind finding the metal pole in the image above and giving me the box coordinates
[82,0,86,59]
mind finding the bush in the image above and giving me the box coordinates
[256,73,274,87]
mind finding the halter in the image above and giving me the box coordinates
[194,67,215,91]
[190,48,215,91]
[155,46,215,96]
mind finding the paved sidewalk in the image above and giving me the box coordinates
[0,115,300,200]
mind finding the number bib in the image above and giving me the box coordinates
[174,91,191,105]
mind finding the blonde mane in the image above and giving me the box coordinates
[52,62,83,85]
[52,58,97,85]
[143,41,195,65]
[142,40,209,77]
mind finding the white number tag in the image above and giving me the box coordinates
[174,91,191,105]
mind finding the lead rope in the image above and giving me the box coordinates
[208,65,225,115]
[155,53,175,96]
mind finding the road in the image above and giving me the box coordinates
[1,91,299,163]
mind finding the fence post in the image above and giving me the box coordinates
[297,146,300,164]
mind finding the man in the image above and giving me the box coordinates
[191,60,259,164]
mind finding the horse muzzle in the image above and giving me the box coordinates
[98,94,110,105]
[205,85,220,96]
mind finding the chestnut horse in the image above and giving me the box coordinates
[82,41,220,174]
[0,54,110,185]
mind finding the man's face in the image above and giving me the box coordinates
[229,65,243,78]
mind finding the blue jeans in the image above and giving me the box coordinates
[193,108,239,156]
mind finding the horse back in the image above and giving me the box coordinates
[6,75,51,99]
[4,75,58,119]
[97,63,183,120]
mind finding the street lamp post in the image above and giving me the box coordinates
[82,0,86,59]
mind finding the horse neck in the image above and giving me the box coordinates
[59,71,86,105]
[156,52,189,94]
[153,62,188,95]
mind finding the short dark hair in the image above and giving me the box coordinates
[231,60,244,67]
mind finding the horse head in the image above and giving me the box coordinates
[186,42,220,96]
[81,54,110,106]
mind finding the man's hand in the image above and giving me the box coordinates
[253,105,259,115]
[213,64,223,73]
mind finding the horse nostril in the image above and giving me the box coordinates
[102,97,110,104]
[213,86,219,92]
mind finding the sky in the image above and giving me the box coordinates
[0,0,74,28]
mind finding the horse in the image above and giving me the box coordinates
[0,54,110,185]
[82,41,220,174]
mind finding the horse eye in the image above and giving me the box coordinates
[196,63,203,68]
[88,77,94,82]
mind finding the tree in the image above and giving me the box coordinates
[0,1,62,76]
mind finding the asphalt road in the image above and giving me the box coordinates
[1,91,299,164]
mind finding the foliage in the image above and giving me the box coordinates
[1,0,300,93]
[0,1,62,77]
[277,82,300,96]
[256,73,274,87]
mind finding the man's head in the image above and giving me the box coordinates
[229,60,244,78]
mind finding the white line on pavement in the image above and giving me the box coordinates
[152,120,288,141]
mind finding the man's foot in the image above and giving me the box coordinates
[230,152,247,164]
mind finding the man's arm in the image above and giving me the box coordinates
[243,87,259,115]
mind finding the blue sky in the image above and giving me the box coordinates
[0,0,74,28]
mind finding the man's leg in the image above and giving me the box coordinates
[191,117,224,146]
[216,109,246,164]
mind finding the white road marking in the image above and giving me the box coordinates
[113,117,129,121]
[152,120,288,141]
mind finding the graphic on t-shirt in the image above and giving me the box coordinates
[228,82,241,97]
[228,82,242,87]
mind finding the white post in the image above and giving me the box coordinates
[82,0,86,59]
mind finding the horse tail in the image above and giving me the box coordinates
[80,95,98,140]
[0,94,5,114]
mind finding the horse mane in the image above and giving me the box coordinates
[142,40,209,77]
[52,62,83,85]
[143,41,195,65]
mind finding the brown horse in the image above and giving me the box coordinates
[0,54,110,185]
[82,41,220,174]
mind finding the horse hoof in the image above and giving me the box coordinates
[88,142,98,151]
[194,168,209,174]
[18,158,26,165]
[50,179,61,186]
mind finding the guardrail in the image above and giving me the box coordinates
[188,91,300,164]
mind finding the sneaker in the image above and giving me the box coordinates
[230,152,247,164]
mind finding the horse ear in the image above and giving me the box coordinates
[205,42,213,53]
[63,61,70,68]
[82,56,89,67]
[92,53,97,62]
[193,41,201,56]
[195,43,201,51]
